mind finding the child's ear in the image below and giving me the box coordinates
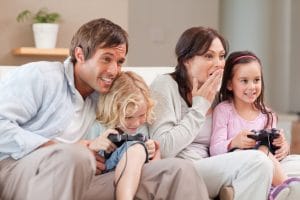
[227,81,232,91]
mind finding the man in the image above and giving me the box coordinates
[0,18,209,200]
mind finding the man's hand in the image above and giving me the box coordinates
[94,152,106,175]
[78,139,107,175]
[88,129,118,152]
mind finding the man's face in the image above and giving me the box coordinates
[74,44,127,97]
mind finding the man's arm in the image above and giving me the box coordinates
[0,67,49,160]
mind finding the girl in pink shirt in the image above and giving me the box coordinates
[210,51,300,200]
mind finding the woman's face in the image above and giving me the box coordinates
[185,38,226,85]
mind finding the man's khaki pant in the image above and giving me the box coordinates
[0,144,95,200]
[0,144,209,200]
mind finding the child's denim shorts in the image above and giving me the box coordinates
[99,141,148,172]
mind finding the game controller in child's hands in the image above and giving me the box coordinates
[102,133,148,159]
[107,133,148,147]
[247,128,280,154]
[247,128,280,141]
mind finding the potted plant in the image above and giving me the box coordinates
[17,8,61,48]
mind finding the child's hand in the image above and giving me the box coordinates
[273,130,290,160]
[145,139,156,159]
[88,129,118,153]
[230,130,256,149]
[272,129,286,147]
[145,139,161,160]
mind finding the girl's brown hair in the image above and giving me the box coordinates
[218,50,275,128]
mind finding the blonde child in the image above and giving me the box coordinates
[86,71,160,200]
[210,51,300,200]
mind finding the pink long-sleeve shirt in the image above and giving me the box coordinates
[210,101,276,156]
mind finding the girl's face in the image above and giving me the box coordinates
[120,102,147,134]
[227,61,262,106]
[185,38,226,86]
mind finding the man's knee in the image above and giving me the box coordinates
[49,144,95,169]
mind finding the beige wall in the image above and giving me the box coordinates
[0,0,128,65]
[127,0,219,66]
[1,0,299,113]
[0,0,219,67]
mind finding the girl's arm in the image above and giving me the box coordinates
[210,102,257,155]
[210,103,233,155]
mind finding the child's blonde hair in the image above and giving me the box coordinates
[97,71,155,129]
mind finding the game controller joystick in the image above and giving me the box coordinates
[107,133,148,147]
[247,128,280,154]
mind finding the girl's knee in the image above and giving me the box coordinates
[125,143,147,161]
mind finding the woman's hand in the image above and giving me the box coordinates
[273,130,290,161]
[145,139,161,160]
[88,129,118,153]
[229,130,256,150]
[192,69,223,103]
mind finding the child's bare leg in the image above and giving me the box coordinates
[115,144,146,200]
[258,146,288,186]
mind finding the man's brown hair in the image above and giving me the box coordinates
[70,18,128,64]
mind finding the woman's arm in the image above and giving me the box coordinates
[149,75,210,158]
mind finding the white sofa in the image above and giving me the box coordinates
[0,65,174,85]
[0,65,296,143]
[1,65,298,200]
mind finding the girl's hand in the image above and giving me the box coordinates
[88,129,118,153]
[191,69,223,103]
[229,130,256,150]
[145,139,161,160]
[273,130,290,160]
[145,139,156,159]
[272,129,286,147]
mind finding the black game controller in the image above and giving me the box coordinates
[103,133,148,159]
[247,128,280,154]
[108,133,148,147]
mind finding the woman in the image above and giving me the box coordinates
[148,26,280,200]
